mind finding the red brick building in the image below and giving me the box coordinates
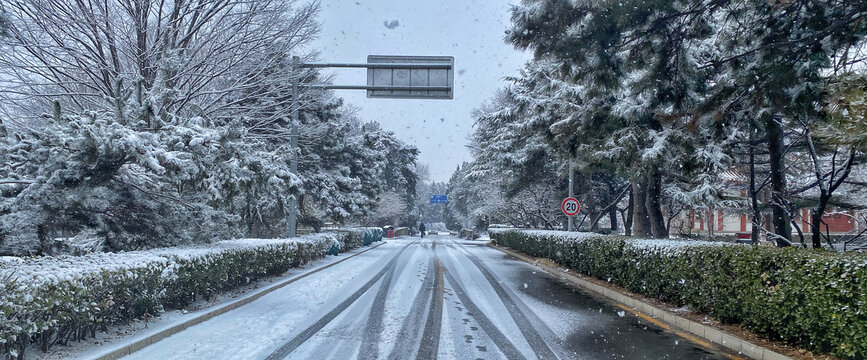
[671,186,864,237]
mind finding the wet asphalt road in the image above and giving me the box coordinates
[125,235,738,359]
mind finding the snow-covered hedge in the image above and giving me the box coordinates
[0,230,382,359]
[492,230,867,359]
[355,227,384,246]
[328,227,384,255]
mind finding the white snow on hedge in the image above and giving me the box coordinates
[495,229,732,253]
[511,229,600,241]
[1,228,383,358]
[0,234,340,292]
[0,256,24,266]
[624,238,731,249]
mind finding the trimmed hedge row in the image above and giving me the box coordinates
[0,229,383,359]
[491,230,867,359]
[327,227,383,255]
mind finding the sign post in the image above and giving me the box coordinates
[567,158,574,231]
[287,56,301,237]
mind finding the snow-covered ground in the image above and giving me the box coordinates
[101,235,735,360]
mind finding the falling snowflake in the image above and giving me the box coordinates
[383,19,399,29]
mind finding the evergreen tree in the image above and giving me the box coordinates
[505,0,867,243]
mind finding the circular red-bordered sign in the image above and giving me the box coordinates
[561,197,581,216]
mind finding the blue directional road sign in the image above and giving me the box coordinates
[430,195,448,204]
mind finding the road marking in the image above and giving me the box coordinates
[615,304,672,330]
[613,304,744,360]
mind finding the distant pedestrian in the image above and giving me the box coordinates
[419,222,426,238]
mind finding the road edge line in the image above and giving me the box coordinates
[92,241,389,360]
[488,242,791,360]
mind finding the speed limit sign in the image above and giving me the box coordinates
[561,197,581,216]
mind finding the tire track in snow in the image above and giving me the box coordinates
[357,245,418,359]
[265,243,412,360]
[416,241,444,359]
[448,242,560,359]
[387,244,436,360]
[441,264,526,360]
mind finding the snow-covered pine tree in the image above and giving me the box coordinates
[0,113,240,254]
[0,0,418,253]
[411,170,448,228]
[467,84,567,230]
[361,121,420,212]
[506,0,867,244]
[505,0,741,238]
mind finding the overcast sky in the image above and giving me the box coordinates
[312,0,530,183]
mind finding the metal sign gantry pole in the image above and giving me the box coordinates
[287,57,301,237]
[287,55,454,237]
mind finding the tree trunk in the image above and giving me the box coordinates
[609,208,618,232]
[811,195,830,249]
[766,115,791,246]
[707,208,715,238]
[631,178,652,237]
[624,189,634,236]
[665,207,682,236]
[803,134,857,249]
[587,195,600,232]
[750,199,762,245]
[37,224,52,255]
[748,127,762,245]
[245,191,254,237]
[646,169,668,238]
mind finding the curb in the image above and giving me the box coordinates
[92,241,388,360]
[489,243,792,360]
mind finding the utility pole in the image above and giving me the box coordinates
[287,56,300,237]
[568,157,574,232]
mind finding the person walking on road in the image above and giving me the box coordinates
[419,222,426,238]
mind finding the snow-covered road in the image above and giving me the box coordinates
[122,235,735,360]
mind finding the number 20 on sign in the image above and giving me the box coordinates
[561,197,581,216]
